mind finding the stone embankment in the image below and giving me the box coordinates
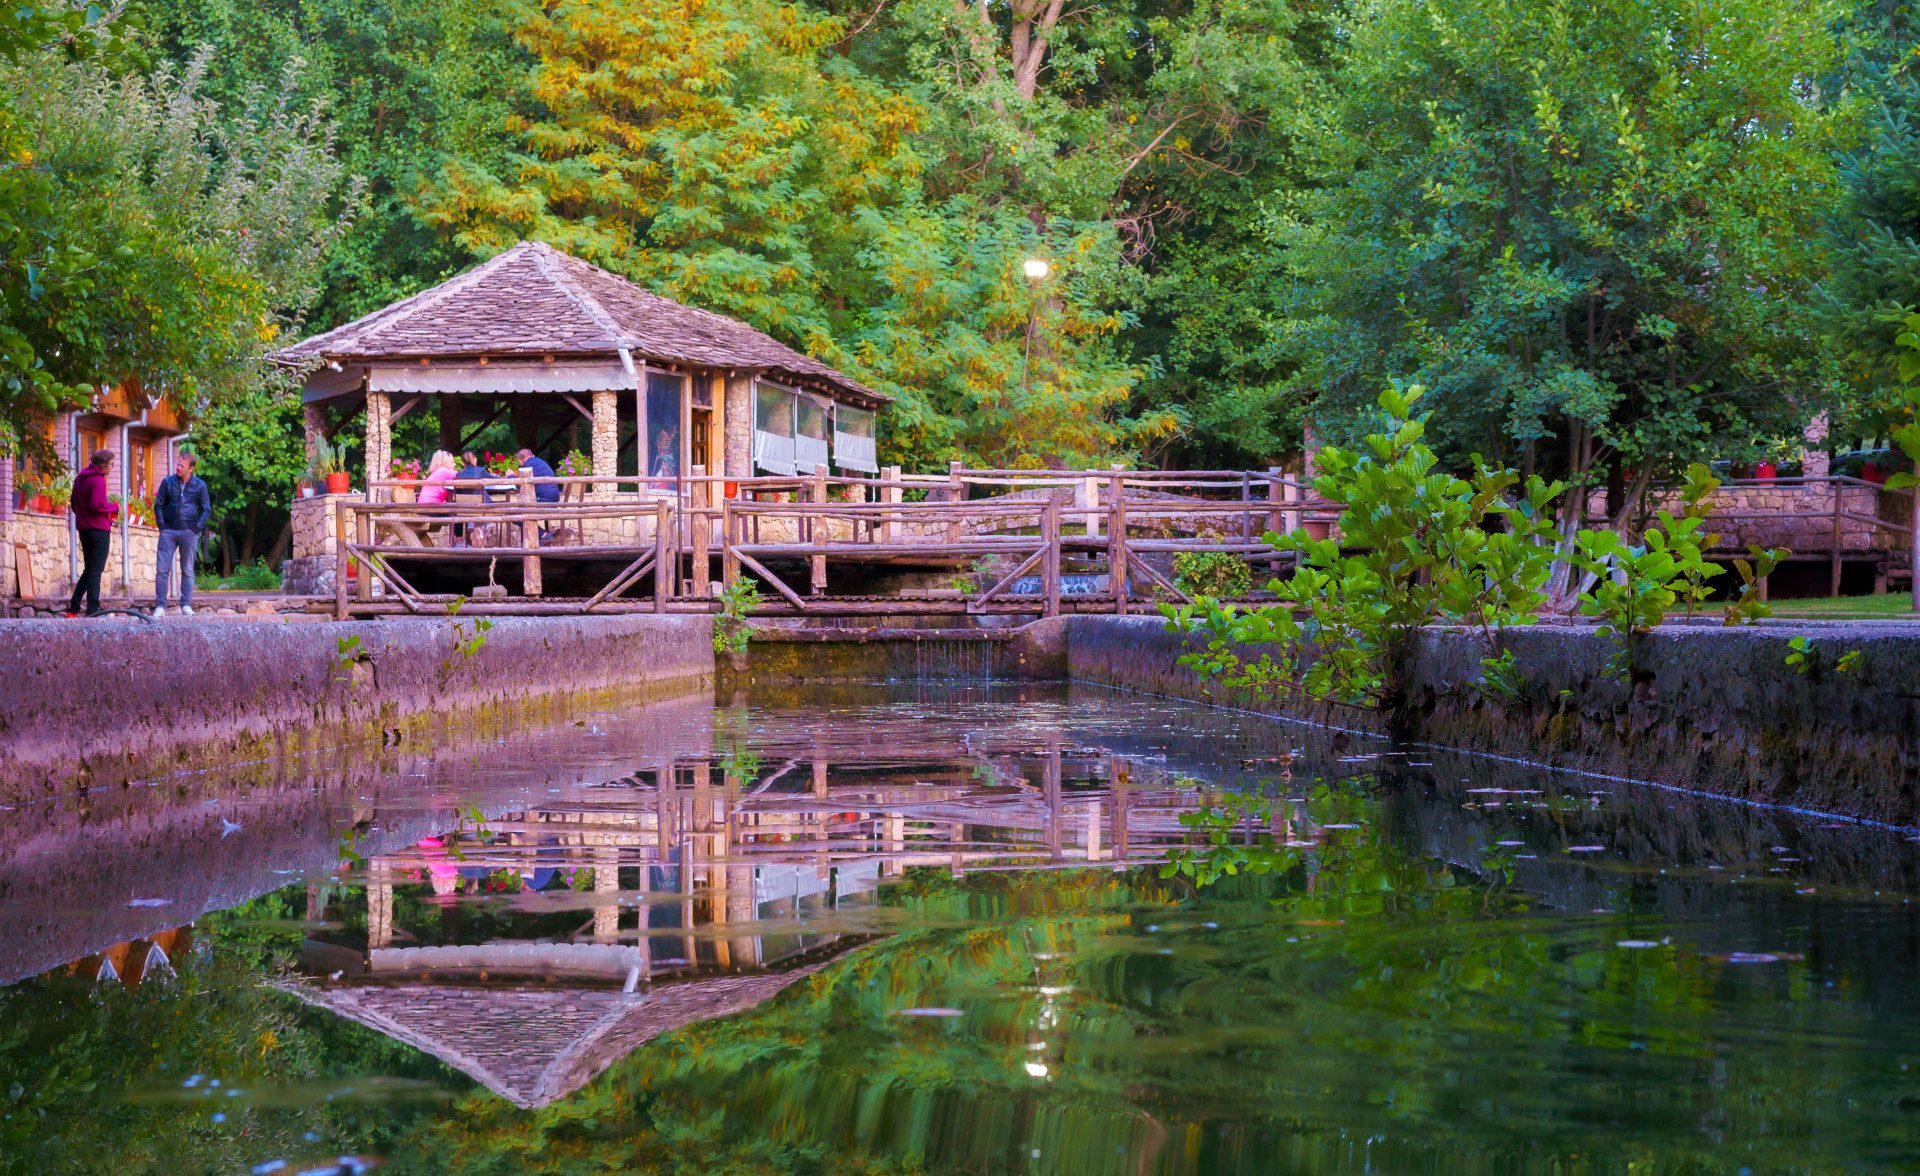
[0,613,713,801]
[1064,615,1920,826]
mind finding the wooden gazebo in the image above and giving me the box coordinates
[276,241,888,499]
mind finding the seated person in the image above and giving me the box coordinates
[417,450,459,504]
[517,448,562,504]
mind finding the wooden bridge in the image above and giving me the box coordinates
[320,464,1920,619]
[324,465,1337,618]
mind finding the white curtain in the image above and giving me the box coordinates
[833,404,878,472]
[753,381,797,476]
[795,394,831,474]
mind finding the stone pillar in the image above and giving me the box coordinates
[1800,413,1831,479]
[592,849,619,942]
[1302,420,1321,483]
[591,390,618,498]
[52,413,72,473]
[724,373,753,481]
[367,861,393,950]
[302,404,328,468]
[0,456,13,521]
[364,393,389,498]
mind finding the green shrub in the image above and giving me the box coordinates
[218,559,281,591]
[1172,551,1254,600]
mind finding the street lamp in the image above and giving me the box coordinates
[1021,259,1050,402]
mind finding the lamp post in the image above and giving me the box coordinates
[1021,258,1050,403]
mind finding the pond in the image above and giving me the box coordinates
[2,681,1918,1174]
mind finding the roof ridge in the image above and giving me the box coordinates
[528,243,632,350]
[322,245,535,355]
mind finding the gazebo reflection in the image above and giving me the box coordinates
[280,737,1208,1108]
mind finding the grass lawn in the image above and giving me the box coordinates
[1750,594,1920,620]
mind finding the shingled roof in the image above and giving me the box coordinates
[274,241,885,404]
[273,962,840,1108]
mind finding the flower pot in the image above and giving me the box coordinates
[1303,519,1332,541]
[30,493,50,514]
[297,484,314,499]
[326,471,351,495]
[724,481,739,499]
[1753,461,1777,481]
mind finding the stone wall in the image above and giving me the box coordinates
[3,511,160,602]
[1589,482,1908,556]
[283,491,350,595]
[0,687,717,985]
[1064,614,1920,825]
[0,612,714,801]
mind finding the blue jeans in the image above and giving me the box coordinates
[156,529,198,607]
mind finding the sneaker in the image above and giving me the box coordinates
[181,605,194,616]
[64,611,82,619]
[152,605,166,618]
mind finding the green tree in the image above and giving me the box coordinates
[0,40,357,465]
[1270,0,1852,513]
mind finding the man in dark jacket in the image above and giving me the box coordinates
[66,449,117,617]
[516,448,562,504]
[152,450,211,616]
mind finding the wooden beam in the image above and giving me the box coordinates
[458,400,510,451]
[389,394,427,424]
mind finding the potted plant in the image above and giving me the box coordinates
[317,440,352,495]
[25,479,50,514]
[557,449,591,478]
[389,457,422,502]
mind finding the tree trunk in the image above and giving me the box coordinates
[265,517,293,570]
[239,501,260,566]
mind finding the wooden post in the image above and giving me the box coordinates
[1910,486,1920,614]
[1829,480,1844,598]
[1107,471,1128,615]
[1079,474,1100,539]
[883,464,902,544]
[810,467,828,595]
[1267,466,1286,576]
[946,459,963,545]
[722,499,739,588]
[654,501,669,611]
[518,472,542,597]
[691,464,710,599]
[1042,498,1061,618]
[334,499,349,620]
[355,503,373,603]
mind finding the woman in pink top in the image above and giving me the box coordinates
[417,450,458,504]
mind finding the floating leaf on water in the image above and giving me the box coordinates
[1616,940,1661,949]
[893,1007,964,1018]
[128,898,171,907]
[1567,846,1606,853]
[1496,840,1526,847]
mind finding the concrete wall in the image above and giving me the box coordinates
[0,613,714,801]
[1065,615,1920,825]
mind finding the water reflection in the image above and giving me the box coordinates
[2,682,1919,1174]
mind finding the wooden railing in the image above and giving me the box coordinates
[327,466,1919,617]
[329,465,1341,617]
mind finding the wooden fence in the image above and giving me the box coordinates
[326,466,1920,618]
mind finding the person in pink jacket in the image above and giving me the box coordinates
[416,450,458,504]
